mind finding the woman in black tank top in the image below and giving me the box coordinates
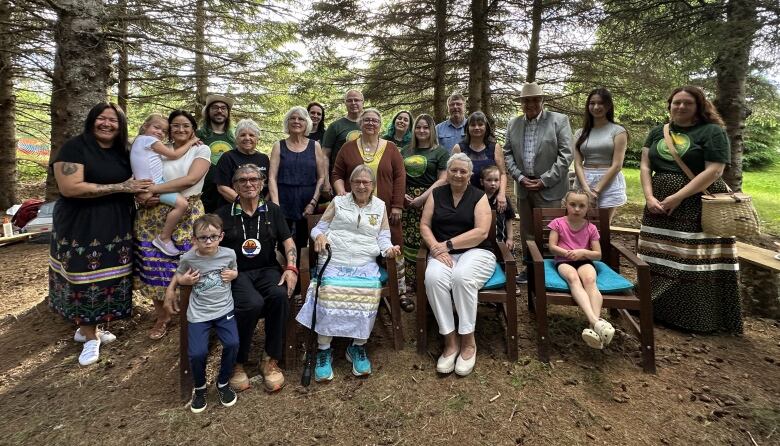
[419,153,497,377]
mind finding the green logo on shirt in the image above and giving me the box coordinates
[209,141,233,164]
[404,155,428,178]
[656,132,691,161]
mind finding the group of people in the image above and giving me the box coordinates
[48,82,743,413]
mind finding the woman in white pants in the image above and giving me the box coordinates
[420,153,496,376]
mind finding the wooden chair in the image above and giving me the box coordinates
[416,212,518,360]
[526,208,655,373]
[178,280,300,400]
[297,213,404,351]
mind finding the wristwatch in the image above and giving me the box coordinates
[446,240,454,252]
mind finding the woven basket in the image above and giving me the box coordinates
[701,192,760,238]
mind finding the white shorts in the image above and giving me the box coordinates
[575,168,627,208]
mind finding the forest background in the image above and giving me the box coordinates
[1,0,779,230]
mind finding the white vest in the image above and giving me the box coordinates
[323,194,386,267]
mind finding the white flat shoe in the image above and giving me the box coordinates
[454,350,476,376]
[436,350,459,374]
[74,328,116,344]
[78,339,101,366]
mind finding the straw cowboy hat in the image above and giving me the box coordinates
[203,94,235,112]
[518,82,546,98]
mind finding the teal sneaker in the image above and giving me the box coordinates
[345,344,372,376]
[314,348,334,382]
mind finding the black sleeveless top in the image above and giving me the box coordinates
[431,184,492,254]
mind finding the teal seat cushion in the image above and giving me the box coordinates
[543,259,633,293]
[481,262,506,290]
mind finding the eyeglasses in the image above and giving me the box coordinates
[195,234,221,243]
[351,180,373,186]
[236,177,262,185]
[171,123,192,130]
[346,98,364,104]
[362,118,380,124]
[210,105,229,112]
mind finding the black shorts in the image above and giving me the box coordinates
[555,259,594,270]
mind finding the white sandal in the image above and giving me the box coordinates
[593,319,615,346]
[581,328,603,349]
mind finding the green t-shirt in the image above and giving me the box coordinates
[402,145,449,189]
[321,117,361,165]
[196,128,235,213]
[644,122,730,175]
[196,128,235,165]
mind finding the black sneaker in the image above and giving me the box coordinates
[516,271,528,284]
[217,383,237,407]
[190,387,207,413]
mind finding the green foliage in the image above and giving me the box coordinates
[743,120,780,171]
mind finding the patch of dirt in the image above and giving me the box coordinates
[0,241,778,445]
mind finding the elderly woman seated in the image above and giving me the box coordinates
[296,165,400,382]
[420,153,496,376]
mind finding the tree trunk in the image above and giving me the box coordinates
[526,0,543,82]
[0,0,17,209]
[117,0,129,113]
[432,0,448,122]
[47,0,112,201]
[468,0,490,116]
[713,0,759,192]
[194,0,208,122]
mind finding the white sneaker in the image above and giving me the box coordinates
[78,339,101,366]
[454,349,477,376]
[74,328,116,344]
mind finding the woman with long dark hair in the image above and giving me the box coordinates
[134,109,211,340]
[50,103,152,365]
[637,85,741,334]
[572,88,628,223]
[307,102,326,143]
[451,111,508,212]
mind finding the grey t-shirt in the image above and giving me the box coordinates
[177,246,237,323]
[574,122,626,166]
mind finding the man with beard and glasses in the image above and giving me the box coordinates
[198,94,236,212]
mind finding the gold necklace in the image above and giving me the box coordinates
[360,138,377,162]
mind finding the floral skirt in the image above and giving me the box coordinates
[637,173,742,333]
[133,196,204,302]
[402,185,426,284]
[49,199,135,325]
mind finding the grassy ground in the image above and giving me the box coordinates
[622,166,780,235]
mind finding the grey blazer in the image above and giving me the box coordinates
[503,110,573,201]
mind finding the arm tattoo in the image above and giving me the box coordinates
[286,247,297,265]
[61,162,78,176]
[79,181,129,197]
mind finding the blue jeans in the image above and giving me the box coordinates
[188,311,239,388]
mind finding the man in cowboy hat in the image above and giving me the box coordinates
[198,94,236,212]
[504,82,572,283]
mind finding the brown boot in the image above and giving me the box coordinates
[260,357,285,392]
[229,363,250,392]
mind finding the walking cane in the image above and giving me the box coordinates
[301,243,332,387]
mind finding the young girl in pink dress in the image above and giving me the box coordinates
[548,189,615,349]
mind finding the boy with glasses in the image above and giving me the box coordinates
[165,214,240,413]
